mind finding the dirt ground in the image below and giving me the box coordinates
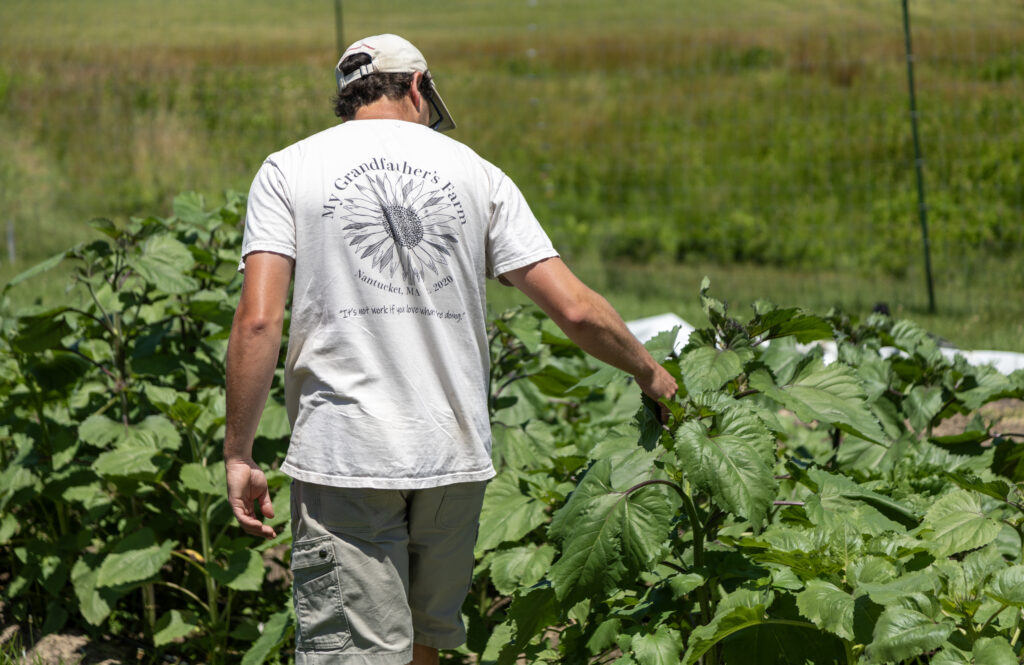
[0,623,140,665]
[933,398,1024,441]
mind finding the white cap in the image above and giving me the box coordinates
[336,34,456,132]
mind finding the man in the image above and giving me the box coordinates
[224,34,676,665]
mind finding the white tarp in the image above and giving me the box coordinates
[627,313,1024,376]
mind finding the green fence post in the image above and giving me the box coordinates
[334,0,344,56]
[902,0,937,314]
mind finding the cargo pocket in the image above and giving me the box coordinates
[291,536,350,651]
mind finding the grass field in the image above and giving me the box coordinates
[1,0,1022,351]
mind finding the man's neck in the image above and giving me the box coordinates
[353,97,421,124]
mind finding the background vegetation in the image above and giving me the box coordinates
[2,2,1024,662]
[0,0,1022,349]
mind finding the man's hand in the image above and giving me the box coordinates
[226,458,277,539]
[636,364,677,404]
[636,363,678,423]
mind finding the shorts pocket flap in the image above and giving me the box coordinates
[291,535,336,570]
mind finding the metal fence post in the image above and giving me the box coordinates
[902,0,937,314]
[334,0,344,56]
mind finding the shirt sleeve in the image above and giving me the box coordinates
[486,170,559,280]
[238,157,296,272]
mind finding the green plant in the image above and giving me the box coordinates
[0,192,294,664]
[4,190,1024,664]
[467,279,1024,664]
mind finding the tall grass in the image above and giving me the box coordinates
[1,0,1022,349]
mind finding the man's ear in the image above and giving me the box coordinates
[409,71,425,112]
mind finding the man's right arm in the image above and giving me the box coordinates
[500,257,677,403]
[224,251,293,539]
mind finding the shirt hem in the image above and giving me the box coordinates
[238,242,298,272]
[281,462,497,490]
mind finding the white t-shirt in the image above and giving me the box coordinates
[240,119,558,489]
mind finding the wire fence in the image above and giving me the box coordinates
[462,1,1024,316]
[1,0,1022,342]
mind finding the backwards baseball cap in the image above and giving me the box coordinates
[336,34,456,133]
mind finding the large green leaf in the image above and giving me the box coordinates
[643,326,682,361]
[172,191,209,225]
[4,251,66,291]
[631,625,682,665]
[931,644,971,665]
[749,359,885,444]
[890,320,943,364]
[80,414,180,451]
[92,443,164,480]
[70,555,123,626]
[548,459,676,604]
[905,385,943,432]
[256,399,291,439]
[971,637,1018,665]
[492,423,555,473]
[936,546,1006,603]
[919,490,1002,558]
[865,607,955,664]
[475,471,548,553]
[674,404,776,525]
[78,414,125,448]
[0,459,40,511]
[803,468,915,535]
[0,513,18,545]
[855,571,940,610]
[11,311,73,353]
[796,580,855,641]
[496,586,559,665]
[719,620,846,665]
[209,548,265,591]
[633,394,664,452]
[748,307,833,344]
[680,346,743,395]
[127,235,198,295]
[179,462,223,496]
[957,364,1014,411]
[944,471,1010,503]
[490,544,556,595]
[992,438,1024,483]
[96,528,176,588]
[987,566,1024,607]
[683,605,767,665]
[153,609,200,646]
[241,607,294,665]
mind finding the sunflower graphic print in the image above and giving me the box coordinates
[336,173,460,286]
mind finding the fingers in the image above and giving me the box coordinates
[226,463,277,539]
[231,499,277,539]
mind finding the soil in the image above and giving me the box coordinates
[932,398,1024,441]
[0,623,142,665]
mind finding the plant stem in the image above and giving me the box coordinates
[156,580,210,612]
[678,487,713,631]
[844,639,856,665]
[964,615,980,643]
[171,549,209,577]
[142,583,157,640]
[658,560,688,575]
[979,603,1010,635]
[199,495,220,629]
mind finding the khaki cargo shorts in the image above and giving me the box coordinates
[289,479,487,665]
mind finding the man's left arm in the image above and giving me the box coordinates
[224,251,294,539]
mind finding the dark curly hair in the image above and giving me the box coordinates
[332,53,434,120]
